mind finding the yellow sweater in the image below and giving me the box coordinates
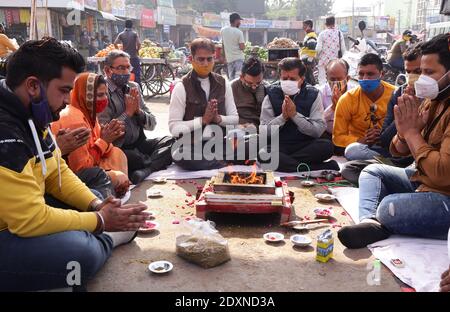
[0,83,98,237]
[300,32,317,58]
[333,81,395,148]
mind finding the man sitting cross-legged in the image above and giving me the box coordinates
[169,38,240,171]
[260,57,338,172]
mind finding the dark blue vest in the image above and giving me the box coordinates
[267,83,318,147]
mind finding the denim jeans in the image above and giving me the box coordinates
[0,191,113,291]
[359,164,450,240]
[227,59,244,80]
[345,142,390,161]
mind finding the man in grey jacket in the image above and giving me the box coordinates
[99,50,174,185]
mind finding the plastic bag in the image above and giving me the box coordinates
[176,219,230,269]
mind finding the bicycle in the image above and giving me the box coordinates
[140,51,175,99]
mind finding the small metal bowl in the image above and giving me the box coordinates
[315,194,337,202]
[263,232,284,243]
[290,235,313,247]
[152,178,167,184]
[313,207,333,219]
[301,180,316,187]
[148,261,173,274]
[147,189,163,198]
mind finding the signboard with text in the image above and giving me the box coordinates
[141,9,156,28]
[203,13,222,28]
[157,0,173,8]
[241,18,256,29]
[157,6,176,26]
[272,20,290,29]
[111,0,126,17]
[255,20,272,29]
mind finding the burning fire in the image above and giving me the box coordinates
[227,164,264,185]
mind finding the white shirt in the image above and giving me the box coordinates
[169,77,239,138]
[318,81,358,134]
[220,26,245,63]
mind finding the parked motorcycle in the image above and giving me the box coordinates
[343,21,406,86]
[342,21,379,81]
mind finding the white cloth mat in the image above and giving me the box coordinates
[330,186,449,292]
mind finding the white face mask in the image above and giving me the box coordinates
[280,80,300,96]
[415,72,450,100]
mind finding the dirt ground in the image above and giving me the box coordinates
[87,97,400,292]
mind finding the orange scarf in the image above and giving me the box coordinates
[70,72,99,128]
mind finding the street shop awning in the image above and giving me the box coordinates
[193,25,220,39]
[99,11,119,21]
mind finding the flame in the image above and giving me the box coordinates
[228,163,264,185]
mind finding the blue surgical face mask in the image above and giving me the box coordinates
[30,84,54,130]
[111,73,130,87]
[359,78,381,93]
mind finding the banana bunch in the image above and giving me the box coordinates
[139,46,163,58]
[142,39,158,48]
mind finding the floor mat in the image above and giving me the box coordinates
[329,186,449,292]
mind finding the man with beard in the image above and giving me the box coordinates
[231,56,266,127]
[0,38,150,291]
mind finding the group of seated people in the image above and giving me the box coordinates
[0,33,448,291]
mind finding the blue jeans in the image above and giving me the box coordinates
[359,164,450,240]
[345,143,390,161]
[227,59,244,80]
[0,192,113,291]
[0,230,113,291]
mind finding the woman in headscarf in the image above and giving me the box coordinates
[52,72,130,197]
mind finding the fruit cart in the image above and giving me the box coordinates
[140,53,176,99]
[87,40,179,98]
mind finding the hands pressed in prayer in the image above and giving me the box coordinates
[359,126,381,146]
[56,127,91,156]
[394,94,427,140]
[125,87,140,117]
[97,197,151,232]
[203,99,219,125]
[282,96,297,120]
[331,85,344,111]
[101,119,125,143]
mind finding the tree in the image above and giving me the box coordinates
[296,0,333,20]
[265,0,297,19]
[187,0,236,13]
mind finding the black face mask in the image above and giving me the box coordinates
[30,83,58,130]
